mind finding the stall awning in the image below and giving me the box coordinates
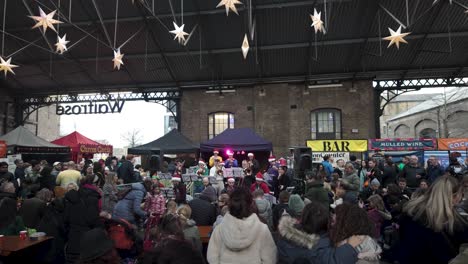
[51,131,112,153]
[200,128,272,152]
[0,126,69,154]
[128,129,199,155]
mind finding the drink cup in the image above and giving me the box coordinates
[19,230,27,240]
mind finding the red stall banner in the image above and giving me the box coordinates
[437,138,468,151]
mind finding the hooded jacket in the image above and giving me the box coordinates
[189,195,217,226]
[183,219,203,253]
[304,181,330,212]
[255,198,273,229]
[276,215,359,264]
[113,182,148,223]
[207,212,277,264]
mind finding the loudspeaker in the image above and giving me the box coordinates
[293,147,312,178]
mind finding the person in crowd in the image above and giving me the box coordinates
[14,159,26,186]
[360,178,382,201]
[250,172,271,194]
[398,156,410,172]
[447,156,465,181]
[210,158,222,176]
[36,197,66,264]
[207,188,277,263]
[358,160,368,192]
[419,179,429,190]
[217,193,230,213]
[0,195,25,235]
[141,237,204,264]
[348,155,360,170]
[242,168,255,188]
[277,201,363,264]
[189,186,217,226]
[93,162,105,188]
[117,155,135,184]
[273,190,291,231]
[102,172,118,215]
[399,155,426,191]
[56,161,82,188]
[63,174,103,263]
[78,228,121,264]
[366,194,391,239]
[426,156,444,184]
[165,200,178,216]
[144,184,166,229]
[276,165,290,197]
[322,155,334,182]
[151,175,165,188]
[19,188,52,229]
[254,189,273,229]
[397,176,468,264]
[289,194,305,219]
[202,176,212,190]
[51,162,62,179]
[330,204,381,264]
[133,164,143,182]
[342,163,360,196]
[247,153,260,175]
[336,159,346,175]
[304,172,330,212]
[172,176,186,204]
[337,179,360,205]
[39,164,56,191]
[113,179,153,225]
[178,205,203,253]
[0,161,19,192]
[194,160,209,194]
[266,155,279,193]
[365,159,382,186]
[106,157,119,173]
[398,178,412,199]
[222,177,236,195]
[209,150,223,168]
[382,159,398,188]
[224,151,238,168]
[213,205,229,230]
[67,182,79,192]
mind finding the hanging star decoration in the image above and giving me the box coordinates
[0,57,18,77]
[170,22,189,44]
[216,0,243,16]
[28,7,62,33]
[55,34,70,54]
[112,49,124,70]
[241,34,249,59]
[383,26,411,49]
[310,8,324,34]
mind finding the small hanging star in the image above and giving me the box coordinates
[383,26,411,49]
[112,49,124,70]
[310,8,324,34]
[169,22,189,44]
[0,57,18,77]
[241,34,249,59]
[216,0,243,16]
[55,34,70,54]
[28,7,62,33]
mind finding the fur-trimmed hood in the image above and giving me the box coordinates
[278,214,320,249]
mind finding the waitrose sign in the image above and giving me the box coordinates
[56,101,125,115]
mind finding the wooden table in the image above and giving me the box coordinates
[0,236,52,256]
[198,226,212,244]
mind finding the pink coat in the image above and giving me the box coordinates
[144,193,166,216]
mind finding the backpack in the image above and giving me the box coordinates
[106,218,135,250]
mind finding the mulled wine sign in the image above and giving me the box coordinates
[56,100,125,115]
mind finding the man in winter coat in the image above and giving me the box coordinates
[399,155,426,190]
[342,164,360,195]
[188,186,217,225]
[113,180,153,224]
[117,155,135,184]
[322,156,334,182]
[253,190,273,229]
[426,156,444,184]
[304,173,330,212]
[0,162,18,193]
[172,176,186,204]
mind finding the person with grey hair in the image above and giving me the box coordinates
[342,163,360,195]
[360,178,382,201]
[399,155,426,191]
[19,188,53,229]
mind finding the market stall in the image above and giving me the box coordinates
[0,126,70,162]
[51,131,112,163]
[368,138,437,165]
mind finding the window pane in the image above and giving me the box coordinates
[311,109,341,140]
[208,112,235,138]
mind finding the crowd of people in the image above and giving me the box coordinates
[0,150,468,264]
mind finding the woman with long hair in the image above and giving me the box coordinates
[397,175,468,264]
[93,162,105,188]
[177,205,203,253]
[358,160,368,192]
[207,188,277,264]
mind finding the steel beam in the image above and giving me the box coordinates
[373,77,468,90]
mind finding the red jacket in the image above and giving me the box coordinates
[250,182,270,194]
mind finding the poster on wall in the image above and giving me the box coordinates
[312,152,350,166]
[437,138,468,151]
[306,140,368,152]
[369,138,436,151]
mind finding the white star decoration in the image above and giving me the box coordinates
[112,49,124,70]
[169,22,189,44]
[216,0,243,16]
[28,7,62,33]
[55,34,70,54]
[310,8,324,34]
[383,26,411,49]
[241,34,249,59]
[0,57,18,77]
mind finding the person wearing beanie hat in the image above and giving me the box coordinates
[250,172,271,194]
[222,177,236,195]
[360,178,383,201]
[79,228,120,264]
[209,150,223,168]
[151,175,165,188]
[188,186,217,225]
[247,153,260,175]
[288,194,305,218]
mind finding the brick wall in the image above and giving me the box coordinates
[180,80,376,157]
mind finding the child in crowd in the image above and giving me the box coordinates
[165,200,178,215]
[367,194,391,239]
[144,185,166,229]
[253,190,273,229]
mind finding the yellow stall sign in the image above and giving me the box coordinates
[306,140,368,152]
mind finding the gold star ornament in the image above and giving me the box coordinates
[241,34,249,59]
[310,8,324,34]
[383,26,411,49]
[29,7,62,33]
[217,0,243,16]
[0,57,18,77]
[170,22,189,44]
[55,34,70,54]
[112,49,124,70]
